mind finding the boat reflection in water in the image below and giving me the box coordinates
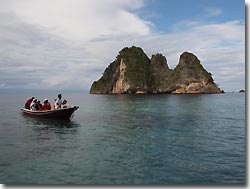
[21,112,81,131]
[21,114,81,146]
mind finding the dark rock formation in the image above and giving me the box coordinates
[90,46,223,94]
[149,53,172,93]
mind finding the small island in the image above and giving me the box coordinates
[90,46,223,94]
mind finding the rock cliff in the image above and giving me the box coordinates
[90,46,223,94]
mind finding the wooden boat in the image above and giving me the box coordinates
[21,106,79,120]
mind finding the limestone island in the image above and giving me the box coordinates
[90,46,224,94]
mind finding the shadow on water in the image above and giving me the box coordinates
[21,115,82,138]
[21,114,81,129]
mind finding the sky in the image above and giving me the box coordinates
[0,0,245,93]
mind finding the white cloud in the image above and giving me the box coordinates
[0,0,245,92]
[0,0,150,40]
[205,7,223,17]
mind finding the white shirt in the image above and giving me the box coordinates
[30,102,36,110]
[55,98,62,109]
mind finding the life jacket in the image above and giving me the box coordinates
[40,103,51,111]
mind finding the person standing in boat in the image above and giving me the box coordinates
[55,94,63,109]
[40,99,51,111]
[24,97,34,109]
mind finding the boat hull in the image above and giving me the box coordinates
[21,106,79,120]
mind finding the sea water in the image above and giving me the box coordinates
[0,93,245,184]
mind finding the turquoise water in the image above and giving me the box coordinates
[0,93,245,184]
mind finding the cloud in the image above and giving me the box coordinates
[205,7,223,17]
[0,0,245,92]
[0,0,150,40]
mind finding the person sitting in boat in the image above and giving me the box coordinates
[30,99,37,110]
[40,99,51,111]
[62,100,68,108]
[55,93,63,109]
[35,100,42,110]
[24,97,34,109]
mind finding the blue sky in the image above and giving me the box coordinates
[142,0,244,32]
[0,0,245,93]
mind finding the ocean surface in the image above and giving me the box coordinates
[0,93,245,185]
